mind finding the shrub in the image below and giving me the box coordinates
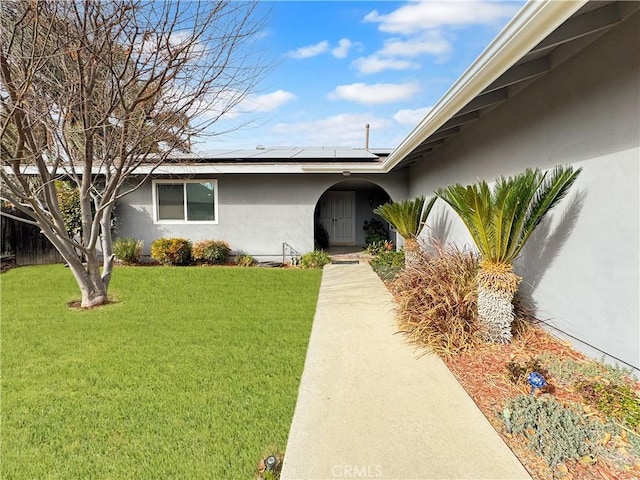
[314,222,329,250]
[363,218,388,246]
[150,238,192,265]
[389,244,532,356]
[538,353,636,387]
[55,180,82,237]
[300,250,331,269]
[370,249,404,281]
[236,254,255,267]
[113,237,143,264]
[365,240,394,255]
[533,353,640,432]
[192,240,230,265]
[506,394,605,467]
[577,380,640,432]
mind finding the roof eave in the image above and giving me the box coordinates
[5,2,589,177]
[9,163,386,175]
[376,0,588,173]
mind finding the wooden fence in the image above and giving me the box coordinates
[1,208,64,266]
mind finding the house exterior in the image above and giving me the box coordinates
[117,147,407,260]
[116,1,639,370]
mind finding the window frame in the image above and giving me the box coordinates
[152,179,219,224]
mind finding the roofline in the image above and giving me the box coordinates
[301,0,587,175]
[9,163,372,175]
[123,163,378,175]
[163,146,391,161]
[4,2,588,177]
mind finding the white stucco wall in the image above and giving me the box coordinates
[116,171,407,261]
[407,13,640,369]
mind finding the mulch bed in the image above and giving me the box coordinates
[441,326,640,480]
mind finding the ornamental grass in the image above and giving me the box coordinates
[390,243,535,356]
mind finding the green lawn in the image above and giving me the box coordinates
[1,265,322,479]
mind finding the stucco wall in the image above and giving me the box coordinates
[116,170,407,261]
[407,13,640,369]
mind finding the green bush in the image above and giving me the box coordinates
[236,254,255,267]
[300,250,331,269]
[113,237,143,264]
[534,352,640,433]
[362,218,388,246]
[55,181,82,237]
[151,238,192,265]
[538,353,636,387]
[577,380,640,432]
[192,240,230,265]
[366,240,394,255]
[370,250,404,281]
[506,394,605,467]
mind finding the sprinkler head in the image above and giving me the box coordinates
[264,455,279,472]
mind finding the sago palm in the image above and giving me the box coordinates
[435,166,581,343]
[373,196,437,267]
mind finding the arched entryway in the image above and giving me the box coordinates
[314,180,391,250]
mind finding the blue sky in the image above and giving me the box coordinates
[199,0,524,152]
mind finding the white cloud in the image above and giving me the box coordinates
[244,90,297,112]
[214,89,296,119]
[352,55,419,74]
[289,41,330,59]
[379,32,451,58]
[393,107,433,125]
[364,1,520,34]
[332,38,353,58]
[328,82,420,105]
[271,113,394,146]
[351,45,430,74]
[355,2,517,74]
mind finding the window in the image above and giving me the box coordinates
[152,180,218,223]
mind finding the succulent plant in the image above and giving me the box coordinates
[506,394,605,467]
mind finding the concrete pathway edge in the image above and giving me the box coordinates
[281,263,531,480]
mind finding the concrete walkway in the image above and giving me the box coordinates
[281,263,531,480]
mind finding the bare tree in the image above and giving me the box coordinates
[1,0,267,306]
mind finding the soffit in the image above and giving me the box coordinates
[390,1,637,171]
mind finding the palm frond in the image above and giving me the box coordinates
[513,165,582,259]
[436,182,493,259]
[373,195,436,240]
[420,195,437,232]
[493,169,539,262]
[437,165,581,265]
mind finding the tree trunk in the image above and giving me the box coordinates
[404,237,421,269]
[64,252,108,308]
[100,203,115,289]
[476,262,521,343]
[27,218,110,308]
[477,287,515,343]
